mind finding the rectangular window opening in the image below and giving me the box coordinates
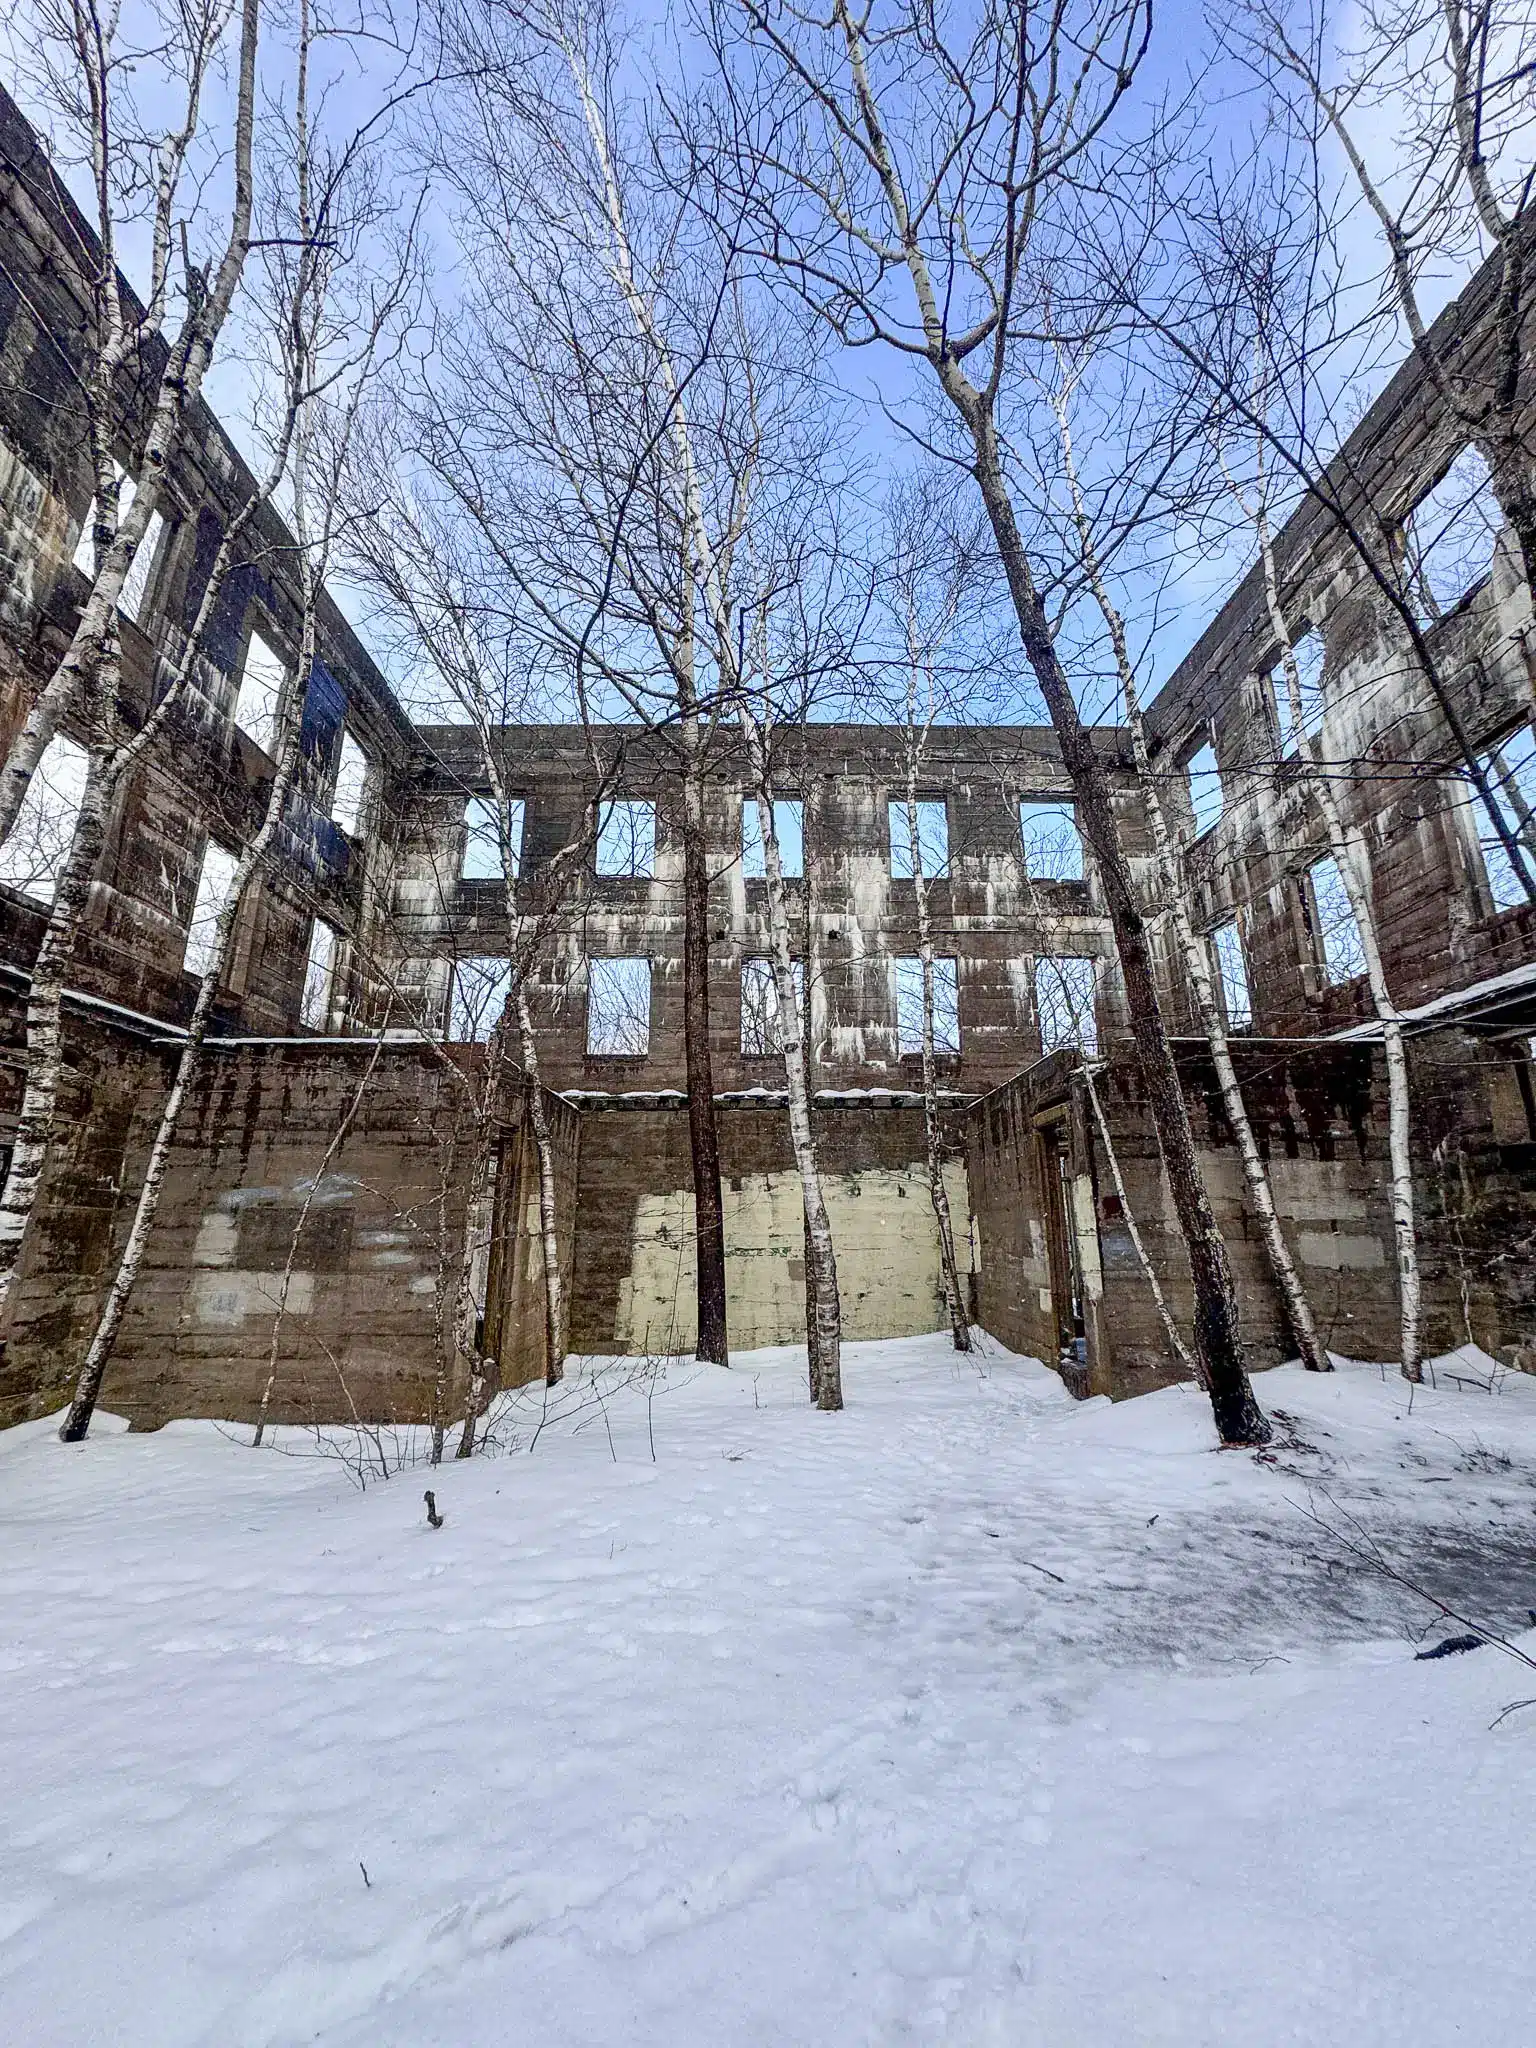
[117,510,165,626]
[1407,446,1500,624]
[450,956,512,1043]
[72,467,168,627]
[889,797,949,879]
[741,797,804,879]
[0,735,87,904]
[1020,798,1084,881]
[740,956,805,1055]
[587,956,651,1055]
[234,632,287,755]
[184,840,240,978]
[72,461,132,578]
[301,919,338,1030]
[331,731,370,836]
[1210,921,1252,1030]
[1186,741,1223,836]
[462,794,523,880]
[894,955,960,1054]
[596,799,656,878]
[1306,855,1367,986]
[1035,955,1099,1055]
[1473,725,1536,912]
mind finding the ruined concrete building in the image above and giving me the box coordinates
[1,83,1533,1429]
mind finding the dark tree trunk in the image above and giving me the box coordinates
[681,759,728,1365]
[967,420,1269,1447]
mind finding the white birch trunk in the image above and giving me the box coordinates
[0,0,261,843]
[0,739,113,1317]
[429,1149,457,1464]
[512,981,567,1387]
[745,724,843,1408]
[58,70,388,1438]
[1047,379,1330,1373]
[1140,753,1330,1371]
[903,760,970,1352]
[1255,506,1422,1382]
[453,1122,498,1457]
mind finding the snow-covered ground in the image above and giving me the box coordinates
[2,1335,1534,2046]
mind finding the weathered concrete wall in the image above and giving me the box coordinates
[0,83,416,1038]
[568,1101,972,1354]
[0,1020,585,1430]
[1407,1026,1536,1365]
[0,996,172,1423]
[964,1043,1405,1396]
[396,723,1134,1095]
[49,1040,484,1430]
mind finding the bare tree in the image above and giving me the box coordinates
[697,0,1270,1442]
[0,0,260,837]
[339,464,618,1399]
[738,674,846,1408]
[421,0,864,1403]
[409,0,744,1367]
[59,6,423,1439]
[1224,411,1424,1382]
[1038,338,1331,1373]
[1148,191,1438,1382]
[877,483,975,1351]
[0,0,425,1325]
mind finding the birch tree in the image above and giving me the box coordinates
[878,484,978,1352]
[738,682,846,1408]
[414,0,743,1366]
[0,0,260,837]
[1038,340,1332,1373]
[338,446,624,1400]
[59,4,423,1439]
[0,0,421,1323]
[550,6,856,1405]
[1220,398,1425,1382]
[699,0,1271,1442]
[421,0,860,1401]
